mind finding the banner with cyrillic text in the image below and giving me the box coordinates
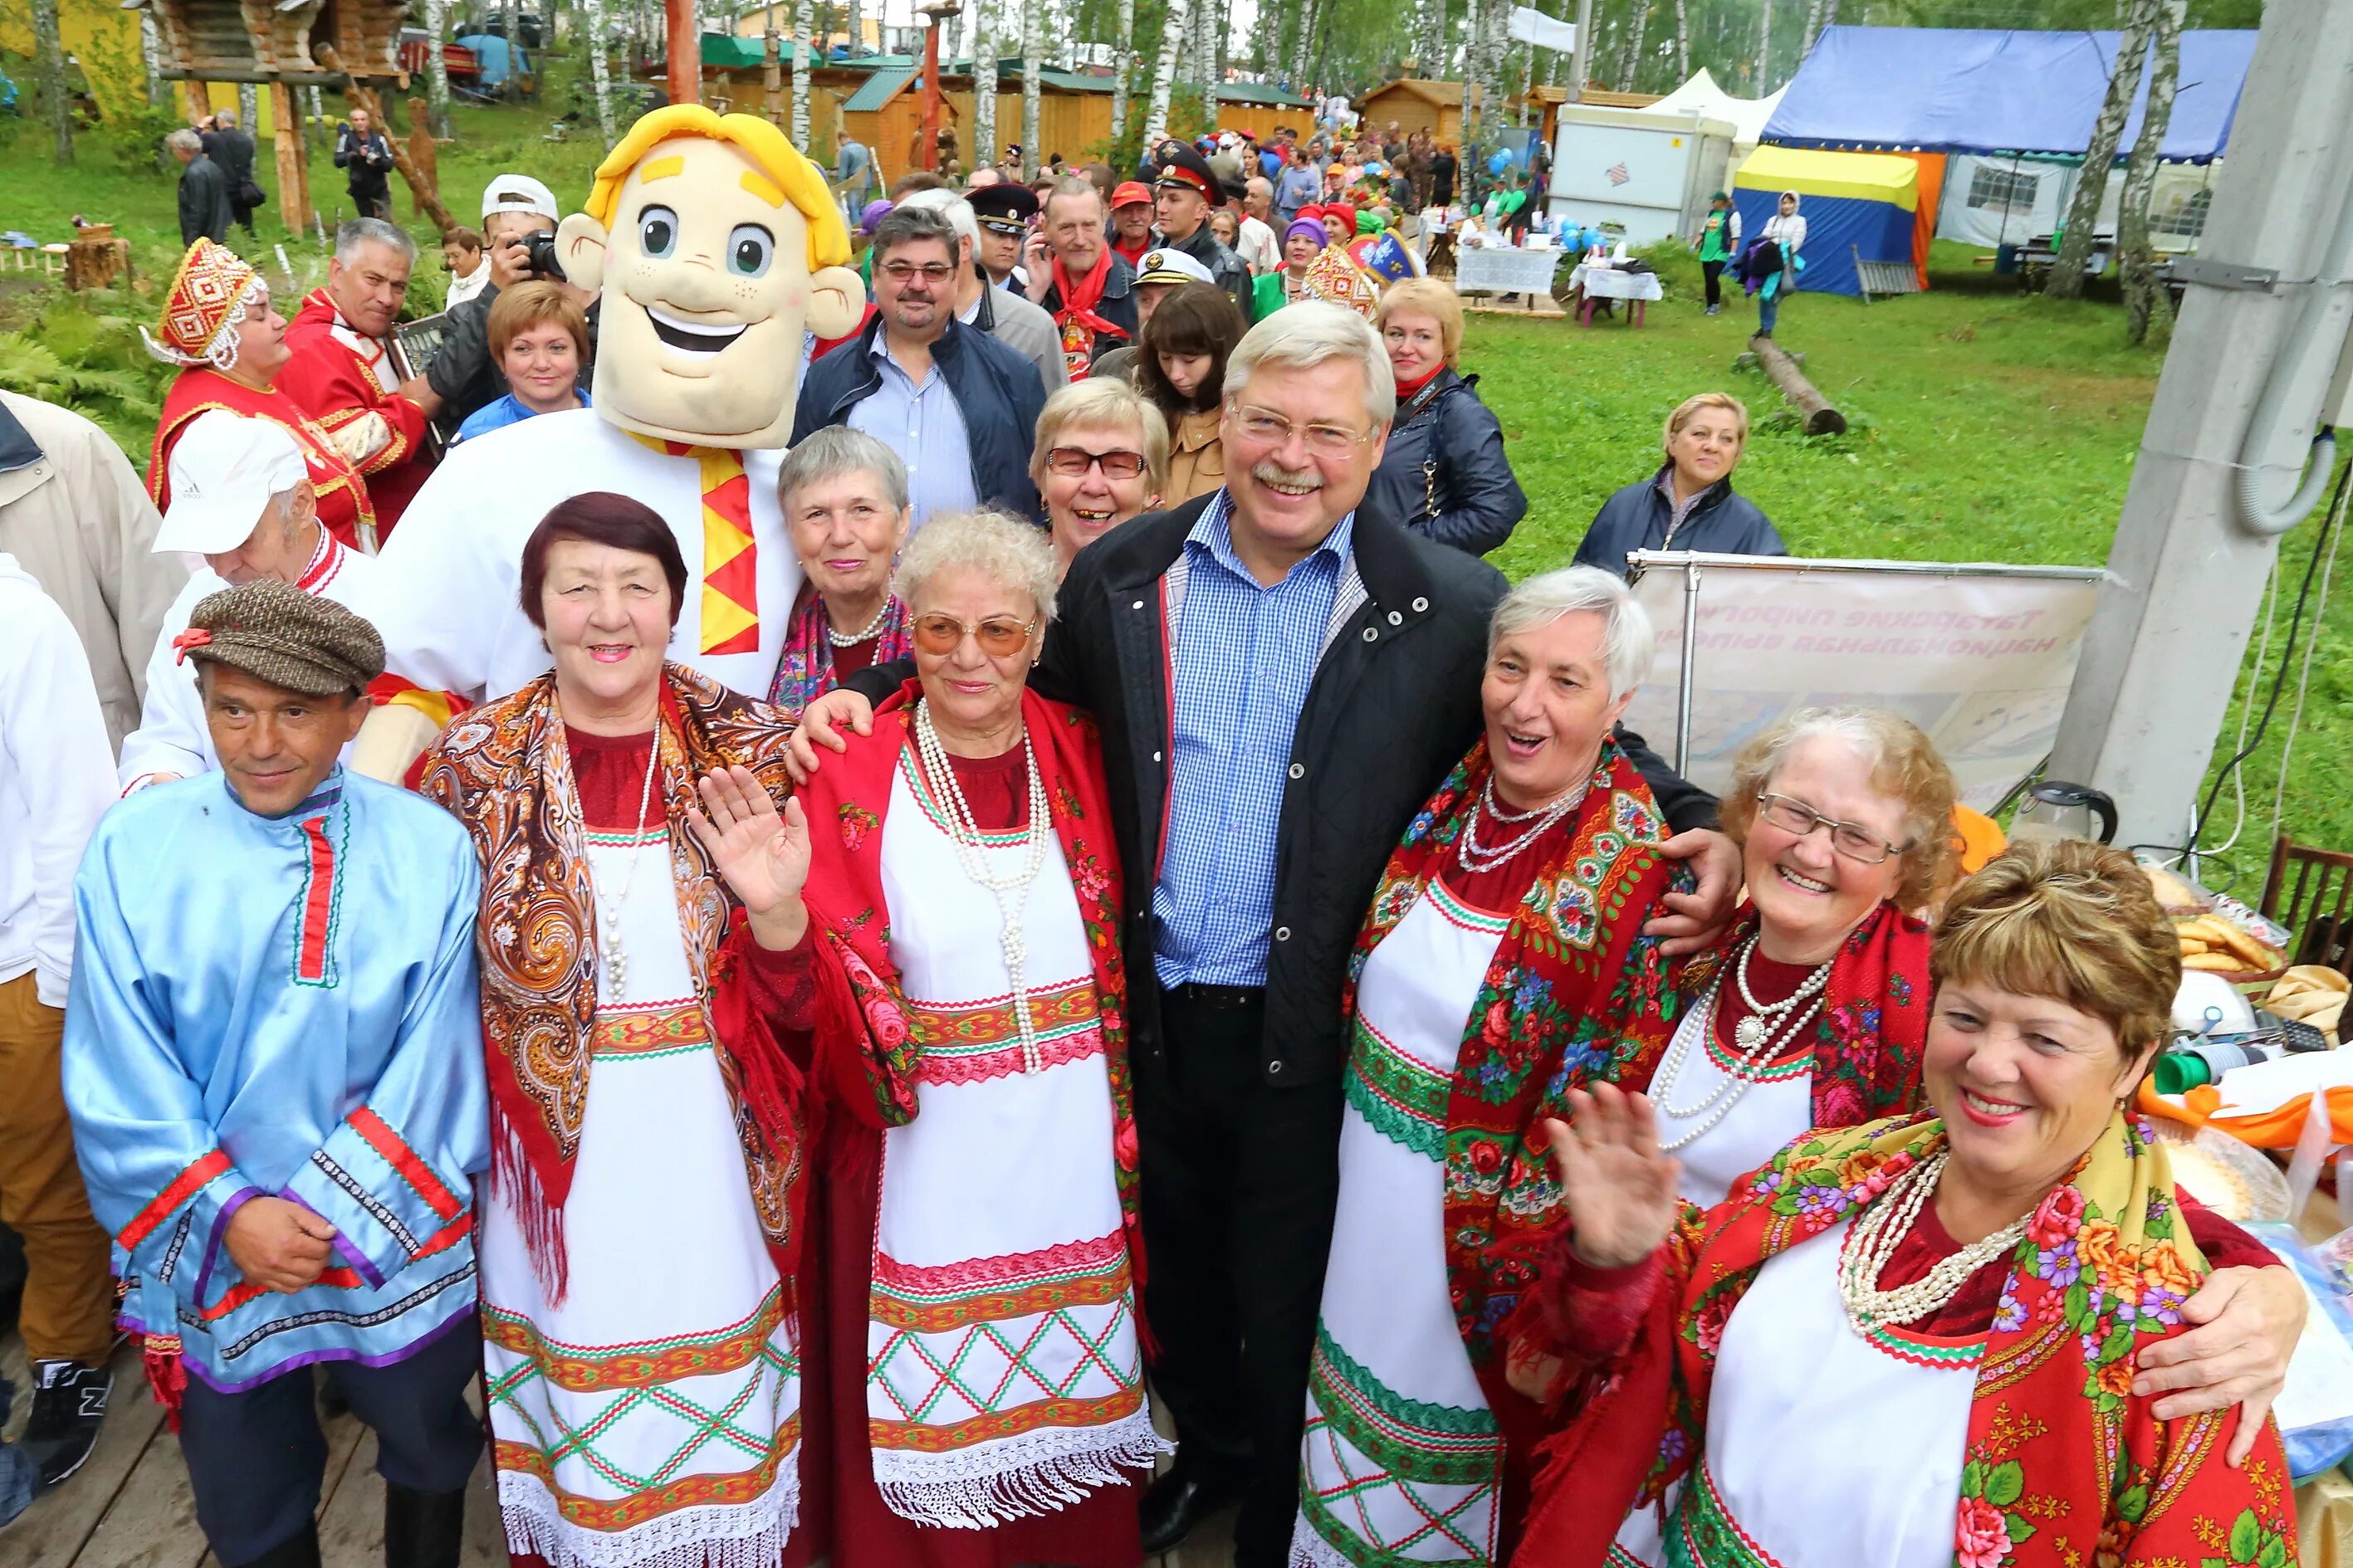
[1621,554,2105,812]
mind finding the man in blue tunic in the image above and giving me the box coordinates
[63,580,490,1568]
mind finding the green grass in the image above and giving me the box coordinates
[0,99,2341,888]
[1465,240,2352,892]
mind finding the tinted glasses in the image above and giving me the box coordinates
[911,613,1037,657]
[1044,447,1147,480]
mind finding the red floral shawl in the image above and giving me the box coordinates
[416,665,805,1301]
[766,584,914,723]
[785,680,1146,1289]
[1515,1111,2295,1568]
[1344,736,1685,1436]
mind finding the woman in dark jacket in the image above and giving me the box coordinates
[1573,390,1785,577]
[1365,279,1527,555]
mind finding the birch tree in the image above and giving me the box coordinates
[1673,0,1690,80]
[140,11,162,106]
[790,0,811,146]
[845,0,860,58]
[1198,0,1221,138]
[1142,0,1186,148]
[1111,0,1132,143]
[1757,0,1773,92]
[1021,0,1040,177]
[1621,1,1648,92]
[422,0,456,136]
[32,0,71,164]
[504,0,523,98]
[584,0,617,144]
[2118,0,2184,342]
[973,0,997,173]
[2049,0,2155,300]
[1798,0,1824,59]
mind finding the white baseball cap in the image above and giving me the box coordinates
[156,412,308,555]
[1134,248,1217,288]
[482,173,559,224]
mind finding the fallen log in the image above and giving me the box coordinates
[1749,334,1847,436]
[313,47,455,235]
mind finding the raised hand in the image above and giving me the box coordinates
[785,688,873,785]
[1542,1083,1681,1271]
[686,766,811,949]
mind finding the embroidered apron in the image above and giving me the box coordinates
[1614,1219,1979,1568]
[1294,878,1514,1568]
[1647,1004,1817,1210]
[866,752,1162,1527]
[481,823,803,1568]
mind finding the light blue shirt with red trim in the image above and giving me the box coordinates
[64,766,488,1393]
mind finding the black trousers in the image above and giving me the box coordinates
[1137,985,1345,1568]
[1702,258,1726,307]
[179,1316,483,1566]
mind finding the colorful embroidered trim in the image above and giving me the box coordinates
[868,1386,1146,1453]
[293,805,344,988]
[589,1004,715,1061]
[484,1282,790,1393]
[1666,1458,1787,1568]
[872,1233,1132,1332]
[120,1148,233,1252]
[492,1419,800,1531]
[308,1149,420,1253]
[348,1106,464,1223]
[904,980,1105,1086]
[1344,1014,1450,1160]
[900,748,1030,846]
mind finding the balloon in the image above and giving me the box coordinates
[1488,148,1514,176]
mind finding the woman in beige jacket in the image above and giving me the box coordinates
[1137,282,1250,503]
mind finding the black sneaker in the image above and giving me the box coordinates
[22,1360,110,1489]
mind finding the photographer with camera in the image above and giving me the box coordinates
[420,174,603,430]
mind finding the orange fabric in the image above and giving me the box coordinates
[1896,152,1944,290]
[2137,1077,2353,1149]
[1952,804,2004,875]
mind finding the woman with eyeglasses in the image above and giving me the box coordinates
[1294,695,2304,1568]
[752,509,1165,1568]
[1138,281,1251,504]
[1030,378,1172,578]
[768,427,917,724]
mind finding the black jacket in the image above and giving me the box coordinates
[791,313,1046,521]
[1364,369,1527,556]
[203,126,257,194]
[178,155,233,246]
[334,126,394,200]
[1429,150,1459,205]
[1037,252,1141,371]
[1159,224,1251,313]
[844,492,1717,1088]
[1573,464,1786,578]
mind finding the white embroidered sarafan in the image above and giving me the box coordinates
[864,752,1167,1528]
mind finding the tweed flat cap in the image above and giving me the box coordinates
[175,579,385,696]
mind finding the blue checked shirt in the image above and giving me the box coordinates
[1153,491,1364,987]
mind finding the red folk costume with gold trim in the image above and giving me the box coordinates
[280,287,436,537]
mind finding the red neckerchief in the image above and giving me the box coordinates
[1052,244,1127,342]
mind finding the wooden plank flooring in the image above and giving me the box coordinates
[2,1329,1234,1568]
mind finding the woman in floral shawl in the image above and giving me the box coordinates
[1295,626,2301,1568]
[417,494,812,1568]
[1517,838,2297,1568]
[767,427,916,723]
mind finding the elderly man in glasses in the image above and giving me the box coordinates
[792,303,1744,1567]
[794,204,1048,527]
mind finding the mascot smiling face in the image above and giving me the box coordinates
[557,106,865,449]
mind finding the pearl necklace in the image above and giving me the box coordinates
[593,730,664,997]
[913,700,1054,1073]
[826,595,893,647]
[1837,1150,2033,1333]
[1647,935,1832,1150]
[1455,776,1587,876]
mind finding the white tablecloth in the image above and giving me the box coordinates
[1569,264,1666,301]
[1452,246,1563,295]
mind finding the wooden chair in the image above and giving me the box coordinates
[2258,833,2353,976]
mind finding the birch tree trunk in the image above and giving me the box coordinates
[1021,0,1040,177]
[423,0,455,136]
[1622,1,1649,93]
[973,0,997,173]
[585,0,617,144]
[140,11,162,107]
[32,0,71,164]
[239,83,259,132]
[504,0,522,99]
[845,0,860,58]
[2120,0,2184,342]
[2049,0,2155,300]
[1198,0,1220,138]
[1142,0,1186,148]
[1673,0,1689,81]
[1798,0,1824,60]
[1757,0,1773,92]
[790,0,811,146]
[1111,0,1133,142]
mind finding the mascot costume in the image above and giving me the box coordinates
[353,106,863,766]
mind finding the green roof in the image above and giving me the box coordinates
[1211,81,1313,108]
[843,66,918,112]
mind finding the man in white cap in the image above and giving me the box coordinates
[118,412,379,793]
[423,172,599,429]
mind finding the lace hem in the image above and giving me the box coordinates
[1289,1509,1364,1568]
[497,1466,800,1568]
[870,1404,1172,1529]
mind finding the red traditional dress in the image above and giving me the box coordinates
[281,288,436,536]
[1515,1112,2297,1568]
[139,240,378,554]
[777,681,1162,1568]
[417,666,814,1568]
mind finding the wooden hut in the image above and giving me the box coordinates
[1355,79,1464,144]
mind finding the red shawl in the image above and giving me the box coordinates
[1052,244,1128,343]
[151,368,377,553]
[415,665,806,1302]
[1514,1112,2295,1568]
[785,680,1146,1290]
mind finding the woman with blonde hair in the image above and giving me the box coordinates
[1573,391,1783,578]
[1363,276,1525,555]
[1028,378,1169,576]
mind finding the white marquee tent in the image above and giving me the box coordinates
[1631,69,1788,161]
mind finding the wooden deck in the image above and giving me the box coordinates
[0,1331,1234,1568]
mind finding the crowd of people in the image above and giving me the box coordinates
[0,102,2307,1568]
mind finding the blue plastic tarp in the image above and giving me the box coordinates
[455,34,527,90]
[1731,191,1908,297]
[1761,26,2255,164]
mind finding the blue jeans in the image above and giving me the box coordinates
[1759,288,1782,335]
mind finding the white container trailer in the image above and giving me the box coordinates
[1546,106,1737,247]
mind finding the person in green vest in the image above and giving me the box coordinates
[1691,191,1744,316]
